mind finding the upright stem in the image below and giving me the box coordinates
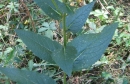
[62,13,67,48]
[62,0,67,3]
[62,13,67,84]
[51,0,61,14]
[63,72,67,84]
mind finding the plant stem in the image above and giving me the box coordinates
[0,36,6,46]
[51,0,61,14]
[62,0,67,3]
[62,13,67,84]
[63,72,67,84]
[62,13,67,48]
[113,9,121,22]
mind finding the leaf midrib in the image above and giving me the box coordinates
[75,31,112,60]
[22,32,52,53]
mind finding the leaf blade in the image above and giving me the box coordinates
[68,23,118,71]
[33,0,61,20]
[0,67,56,84]
[33,0,73,20]
[15,30,62,63]
[65,1,95,33]
[52,46,77,76]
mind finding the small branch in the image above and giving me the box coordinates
[97,0,111,15]
[103,0,108,5]
[20,0,36,32]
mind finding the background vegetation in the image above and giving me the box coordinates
[0,0,130,84]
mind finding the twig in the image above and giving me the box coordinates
[103,0,108,5]
[97,0,111,15]
[19,0,36,32]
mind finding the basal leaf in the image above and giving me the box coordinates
[15,30,62,63]
[68,23,118,71]
[52,46,77,76]
[0,67,56,84]
[65,1,95,33]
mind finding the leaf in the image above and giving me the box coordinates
[101,72,112,80]
[0,67,56,84]
[42,22,50,28]
[5,48,15,65]
[33,0,61,20]
[88,22,96,30]
[68,23,118,71]
[33,0,73,20]
[64,1,95,33]
[123,78,129,84]
[52,46,77,76]
[50,22,57,30]
[0,4,4,8]
[28,60,34,71]
[38,27,49,33]
[4,47,13,55]
[126,55,130,62]
[0,25,8,31]
[56,1,74,14]
[15,30,62,63]
[45,29,53,40]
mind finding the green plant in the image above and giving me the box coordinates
[0,0,118,84]
[90,9,109,21]
[38,22,57,40]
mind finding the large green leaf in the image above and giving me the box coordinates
[56,1,74,14]
[33,0,60,20]
[52,46,77,76]
[0,67,56,84]
[15,30,62,63]
[33,0,73,20]
[65,1,95,33]
[68,23,118,71]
